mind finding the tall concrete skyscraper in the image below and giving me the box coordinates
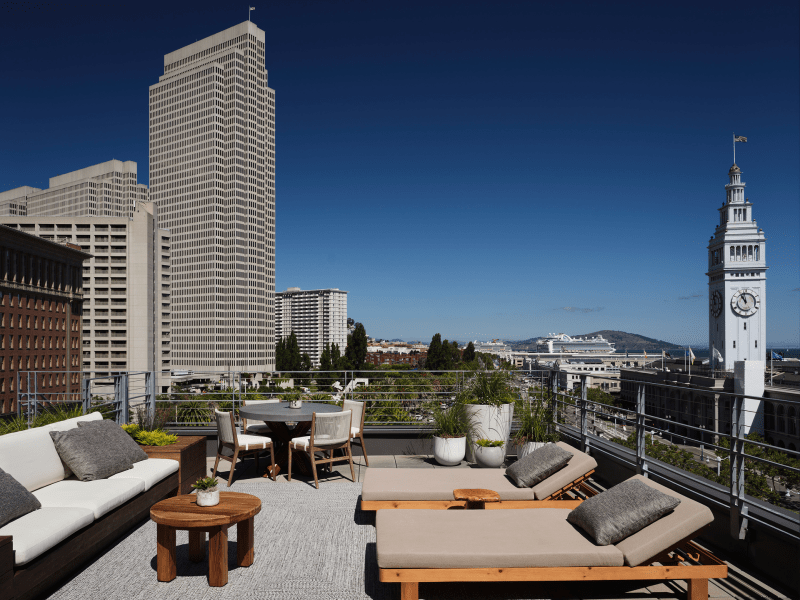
[149,21,276,373]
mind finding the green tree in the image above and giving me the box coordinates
[344,322,368,370]
[275,337,286,371]
[462,341,476,363]
[427,333,444,370]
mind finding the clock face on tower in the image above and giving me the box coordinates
[731,289,759,317]
[710,290,722,318]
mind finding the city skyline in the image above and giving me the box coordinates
[1,1,798,347]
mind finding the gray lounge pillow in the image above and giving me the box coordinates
[567,478,680,545]
[78,419,149,464]
[506,443,572,488]
[50,426,134,481]
[0,467,41,527]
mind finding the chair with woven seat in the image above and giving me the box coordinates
[241,398,280,435]
[288,410,354,489]
[343,400,369,467]
[212,409,276,487]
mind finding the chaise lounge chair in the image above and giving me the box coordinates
[376,475,727,600]
[361,442,596,510]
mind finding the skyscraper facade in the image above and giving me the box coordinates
[149,21,276,373]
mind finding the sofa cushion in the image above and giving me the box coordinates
[377,508,624,569]
[33,478,145,519]
[0,507,95,566]
[615,475,714,566]
[0,467,41,528]
[0,427,66,492]
[568,478,680,546]
[506,443,571,488]
[77,418,149,464]
[109,458,179,491]
[530,442,597,499]
[45,412,104,478]
[50,427,133,481]
[362,467,535,502]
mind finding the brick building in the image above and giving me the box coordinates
[364,351,426,367]
[0,225,90,414]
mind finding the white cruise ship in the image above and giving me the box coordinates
[535,333,616,354]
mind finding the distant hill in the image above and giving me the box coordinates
[507,330,684,353]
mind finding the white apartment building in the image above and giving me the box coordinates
[275,288,348,366]
[2,203,171,391]
[149,21,275,373]
[0,160,148,218]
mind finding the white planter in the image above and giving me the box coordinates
[196,488,220,507]
[289,400,302,409]
[464,403,514,462]
[474,445,505,468]
[518,441,549,460]
[433,436,466,466]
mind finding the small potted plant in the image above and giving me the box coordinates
[428,401,474,466]
[285,389,303,409]
[513,394,559,459]
[192,476,220,507]
[474,438,505,468]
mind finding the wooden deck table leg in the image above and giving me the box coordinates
[687,578,708,600]
[208,525,228,587]
[400,581,419,600]
[188,529,205,563]
[237,517,255,567]
[156,524,176,582]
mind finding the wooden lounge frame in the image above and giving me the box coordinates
[361,470,595,511]
[380,538,727,600]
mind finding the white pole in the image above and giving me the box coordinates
[733,132,736,163]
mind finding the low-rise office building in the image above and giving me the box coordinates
[0,225,90,413]
[3,203,171,391]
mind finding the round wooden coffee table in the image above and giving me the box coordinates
[150,492,261,587]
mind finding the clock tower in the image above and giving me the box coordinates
[707,162,767,370]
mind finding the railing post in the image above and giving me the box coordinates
[31,372,38,428]
[580,375,588,453]
[146,371,156,418]
[114,373,129,425]
[730,395,748,539]
[636,382,648,477]
[82,376,91,414]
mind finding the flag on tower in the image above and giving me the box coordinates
[713,348,724,362]
[772,351,784,361]
[734,136,747,143]
[688,347,696,365]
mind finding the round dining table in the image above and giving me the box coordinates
[238,401,341,477]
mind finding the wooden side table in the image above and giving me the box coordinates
[140,435,207,495]
[150,492,261,587]
[453,488,501,510]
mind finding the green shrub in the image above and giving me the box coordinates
[475,438,504,448]
[135,430,178,446]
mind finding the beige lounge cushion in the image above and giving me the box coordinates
[377,508,624,569]
[0,427,66,492]
[0,507,95,566]
[362,468,535,502]
[531,442,597,500]
[615,475,714,566]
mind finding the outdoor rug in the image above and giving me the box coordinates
[45,479,672,600]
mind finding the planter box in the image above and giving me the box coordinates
[140,435,206,495]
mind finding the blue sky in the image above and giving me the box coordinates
[1,1,798,346]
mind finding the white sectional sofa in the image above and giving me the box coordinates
[0,412,179,600]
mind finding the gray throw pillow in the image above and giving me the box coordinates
[567,478,680,545]
[506,443,572,488]
[50,426,134,481]
[78,419,149,464]
[0,467,41,527]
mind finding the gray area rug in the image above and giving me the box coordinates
[46,480,660,600]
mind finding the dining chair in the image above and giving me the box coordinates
[242,398,280,435]
[288,410,354,489]
[212,409,276,486]
[343,400,369,467]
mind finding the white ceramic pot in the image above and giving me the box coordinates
[289,399,302,409]
[196,488,220,507]
[518,441,549,460]
[433,436,466,466]
[474,445,505,468]
[464,403,514,462]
